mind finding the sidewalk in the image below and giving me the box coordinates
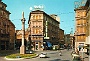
[79,52,89,61]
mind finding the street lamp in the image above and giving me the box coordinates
[20,12,26,54]
[75,31,79,54]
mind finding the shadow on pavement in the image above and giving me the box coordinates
[39,56,50,58]
[85,56,88,58]
[49,58,61,61]
[45,56,50,58]
[62,60,70,61]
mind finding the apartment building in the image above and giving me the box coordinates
[84,0,90,54]
[9,21,15,50]
[0,0,15,50]
[28,10,60,51]
[74,6,87,52]
[59,29,64,47]
[64,34,71,45]
[85,0,90,44]
[16,29,29,49]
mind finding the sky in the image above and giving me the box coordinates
[2,0,81,34]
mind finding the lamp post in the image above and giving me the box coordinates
[75,31,79,54]
[70,28,74,51]
[20,12,26,54]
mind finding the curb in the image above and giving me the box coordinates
[4,57,24,60]
[24,54,39,59]
[4,54,38,60]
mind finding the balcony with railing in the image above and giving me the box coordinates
[75,32,86,36]
[31,33,43,36]
[77,23,86,27]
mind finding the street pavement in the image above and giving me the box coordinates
[0,49,73,61]
[79,52,89,61]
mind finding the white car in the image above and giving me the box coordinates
[39,53,47,58]
[72,54,80,59]
[29,50,33,54]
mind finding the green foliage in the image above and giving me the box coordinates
[6,53,37,59]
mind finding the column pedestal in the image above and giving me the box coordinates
[20,45,26,54]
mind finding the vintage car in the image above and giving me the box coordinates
[39,53,47,58]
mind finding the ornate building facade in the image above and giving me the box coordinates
[0,0,15,50]
[84,0,90,54]
[28,10,60,51]
[16,29,29,49]
[59,29,64,47]
[74,6,87,52]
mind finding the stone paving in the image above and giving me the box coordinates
[0,49,89,61]
[79,52,89,61]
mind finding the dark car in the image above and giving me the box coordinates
[73,56,82,61]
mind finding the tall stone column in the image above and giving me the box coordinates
[20,12,26,54]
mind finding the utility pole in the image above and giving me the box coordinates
[20,12,26,54]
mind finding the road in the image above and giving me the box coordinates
[0,49,72,61]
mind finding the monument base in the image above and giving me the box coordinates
[20,45,26,54]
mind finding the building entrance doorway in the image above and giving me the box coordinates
[35,42,38,50]
[1,45,5,50]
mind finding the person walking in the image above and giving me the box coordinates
[59,50,62,56]
[76,48,79,55]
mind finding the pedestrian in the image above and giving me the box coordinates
[59,50,62,56]
[76,48,79,55]
[67,47,69,51]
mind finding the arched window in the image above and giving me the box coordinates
[33,15,35,19]
[39,15,41,19]
[36,15,38,19]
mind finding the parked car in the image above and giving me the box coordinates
[39,53,47,58]
[60,48,64,50]
[72,54,80,59]
[29,50,33,54]
[71,51,76,56]
[73,56,81,61]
